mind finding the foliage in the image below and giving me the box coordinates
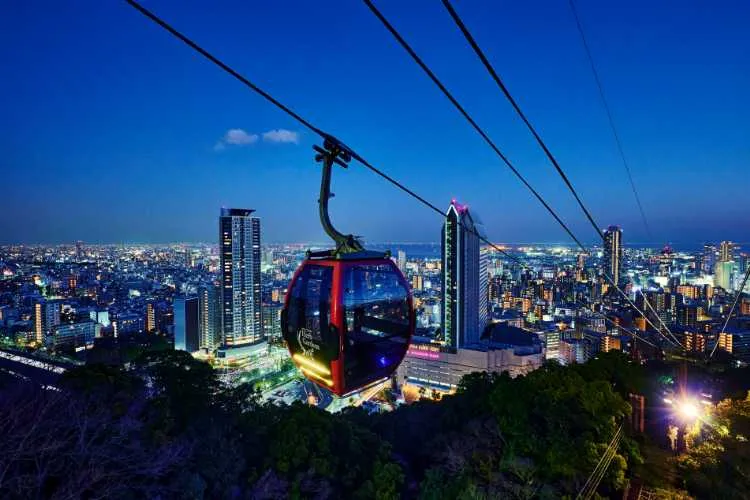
[677,392,750,499]
[0,349,647,499]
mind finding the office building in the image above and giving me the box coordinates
[702,243,717,274]
[219,208,262,348]
[718,329,750,361]
[603,226,623,286]
[397,325,543,394]
[560,338,588,365]
[714,261,734,291]
[49,321,97,352]
[198,283,221,351]
[145,302,156,333]
[174,296,199,353]
[262,302,283,344]
[33,300,60,345]
[397,250,407,273]
[720,241,734,263]
[441,199,488,350]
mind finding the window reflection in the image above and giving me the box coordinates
[342,263,410,389]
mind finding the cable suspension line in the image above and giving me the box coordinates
[362,0,683,351]
[709,265,750,358]
[440,0,602,239]
[567,0,653,241]
[123,0,524,267]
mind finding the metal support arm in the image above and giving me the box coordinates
[313,137,364,255]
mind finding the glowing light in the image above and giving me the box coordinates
[677,401,699,421]
[407,348,440,360]
[292,354,330,375]
[299,367,333,387]
[663,398,673,404]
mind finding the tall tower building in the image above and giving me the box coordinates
[397,250,407,273]
[714,261,735,291]
[441,199,488,351]
[702,243,717,274]
[174,296,199,352]
[219,208,262,348]
[603,226,623,286]
[199,283,222,351]
[145,302,156,333]
[720,241,734,263]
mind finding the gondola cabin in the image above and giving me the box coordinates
[282,252,414,396]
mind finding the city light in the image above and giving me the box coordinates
[677,400,699,421]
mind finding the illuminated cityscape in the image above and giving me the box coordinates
[2,0,749,498]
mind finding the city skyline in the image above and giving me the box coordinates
[2,2,750,498]
[2,1,749,245]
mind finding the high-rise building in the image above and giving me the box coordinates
[33,300,60,345]
[199,283,222,351]
[262,302,283,344]
[174,296,199,352]
[714,261,734,291]
[262,249,275,268]
[702,243,717,274]
[411,274,423,292]
[145,302,156,333]
[397,250,407,273]
[544,330,560,362]
[75,240,84,260]
[441,199,488,350]
[603,226,623,286]
[677,304,702,329]
[219,208,262,348]
[720,241,734,263]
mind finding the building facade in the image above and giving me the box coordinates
[198,283,222,351]
[219,208,262,348]
[441,199,488,351]
[174,296,199,352]
[49,321,97,352]
[603,225,623,286]
[33,300,60,345]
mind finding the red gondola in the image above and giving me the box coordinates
[281,138,414,396]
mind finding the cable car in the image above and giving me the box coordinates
[281,138,414,396]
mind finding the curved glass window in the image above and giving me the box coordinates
[342,262,410,389]
[284,265,338,379]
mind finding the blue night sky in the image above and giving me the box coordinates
[2,1,748,246]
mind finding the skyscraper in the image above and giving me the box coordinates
[720,241,734,263]
[75,240,84,260]
[198,283,221,351]
[702,243,717,274]
[603,226,623,286]
[174,296,199,352]
[219,208,262,348]
[397,250,407,273]
[714,261,734,291]
[441,199,488,350]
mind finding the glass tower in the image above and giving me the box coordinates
[603,226,623,286]
[441,199,488,351]
[219,208,262,348]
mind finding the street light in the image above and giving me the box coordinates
[676,400,699,422]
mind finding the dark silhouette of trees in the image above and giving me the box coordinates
[0,350,647,498]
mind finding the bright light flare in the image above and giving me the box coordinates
[677,401,700,421]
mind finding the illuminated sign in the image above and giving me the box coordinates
[406,344,441,360]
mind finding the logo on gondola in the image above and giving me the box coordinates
[297,328,321,356]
